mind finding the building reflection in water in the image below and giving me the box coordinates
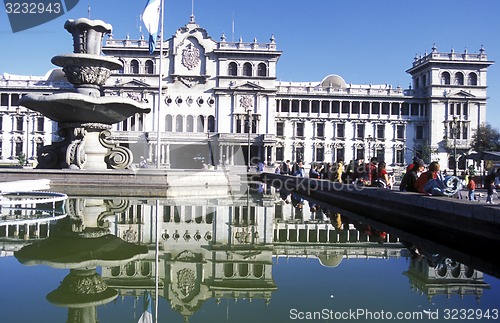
[13,198,149,323]
[3,184,490,322]
[403,242,489,301]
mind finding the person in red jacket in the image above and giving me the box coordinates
[366,157,378,186]
[467,176,476,201]
[415,161,441,194]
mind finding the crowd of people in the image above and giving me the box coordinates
[401,158,500,202]
[276,157,395,189]
[275,156,500,202]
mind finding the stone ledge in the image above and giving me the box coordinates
[259,173,500,243]
[0,169,240,197]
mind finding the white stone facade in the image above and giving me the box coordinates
[0,71,70,166]
[0,18,493,172]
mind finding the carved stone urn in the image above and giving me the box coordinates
[19,18,151,170]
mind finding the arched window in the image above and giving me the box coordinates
[197,115,205,132]
[228,62,237,76]
[208,115,215,132]
[140,262,151,276]
[118,60,125,74]
[454,72,464,85]
[243,62,252,77]
[441,71,451,85]
[111,266,121,277]
[165,115,173,131]
[145,60,154,74]
[126,261,136,276]
[467,72,478,85]
[224,263,234,277]
[238,264,249,277]
[257,63,267,77]
[130,60,139,74]
[36,117,44,132]
[186,115,194,132]
[175,115,183,132]
[253,264,264,278]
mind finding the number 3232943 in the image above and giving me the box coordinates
[443,308,499,320]
[5,2,61,14]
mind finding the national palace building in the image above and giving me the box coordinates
[0,15,494,171]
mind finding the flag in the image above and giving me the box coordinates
[142,0,161,54]
[138,291,153,323]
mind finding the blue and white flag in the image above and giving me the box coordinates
[142,0,161,54]
[138,291,153,323]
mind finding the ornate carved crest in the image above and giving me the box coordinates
[181,44,200,70]
[122,227,137,242]
[239,95,253,109]
[176,268,196,297]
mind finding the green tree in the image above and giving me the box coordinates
[471,123,500,152]
[17,153,26,167]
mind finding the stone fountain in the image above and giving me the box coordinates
[19,18,150,170]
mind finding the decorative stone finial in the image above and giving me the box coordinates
[64,18,113,55]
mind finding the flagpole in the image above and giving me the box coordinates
[154,199,160,323]
[156,0,164,169]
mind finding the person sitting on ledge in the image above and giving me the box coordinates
[415,161,447,196]
[399,158,425,192]
[366,157,378,186]
[309,163,321,179]
[293,160,305,177]
[280,160,292,175]
[374,161,391,189]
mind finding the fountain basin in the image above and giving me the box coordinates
[19,93,151,124]
[51,54,123,86]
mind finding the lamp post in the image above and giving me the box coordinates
[26,116,29,165]
[246,109,252,172]
[16,107,29,165]
[452,116,459,176]
[366,135,373,160]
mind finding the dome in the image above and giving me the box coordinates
[318,254,344,267]
[44,68,67,82]
[320,74,347,89]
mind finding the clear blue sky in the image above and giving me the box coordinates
[1,0,499,128]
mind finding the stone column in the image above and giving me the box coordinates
[84,130,109,170]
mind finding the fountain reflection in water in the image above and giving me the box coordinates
[14,197,149,323]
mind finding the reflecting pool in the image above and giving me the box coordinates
[1,185,499,323]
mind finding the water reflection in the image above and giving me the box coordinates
[402,242,489,301]
[1,185,497,322]
[12,198,149,323]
